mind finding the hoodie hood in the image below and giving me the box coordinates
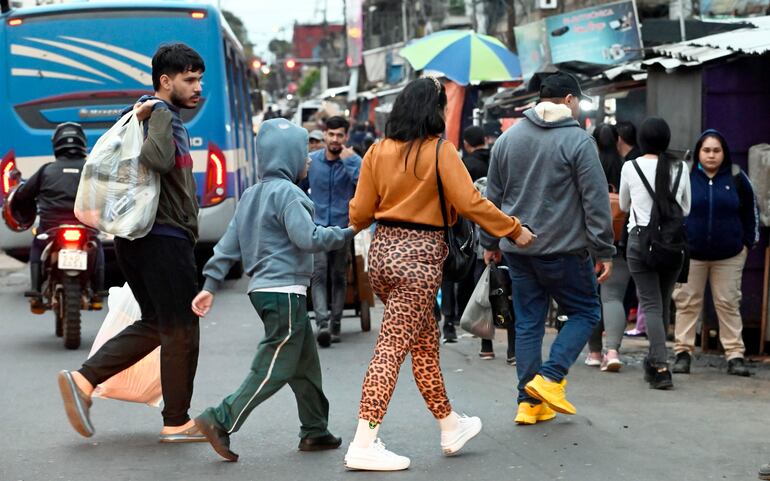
[693,129,732,172]
[257,118,309,183]
[524,102,579,129]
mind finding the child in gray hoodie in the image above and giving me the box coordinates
[192,118,355,462]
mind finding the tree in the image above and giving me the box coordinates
[268,39,293,59]
[297,68,321,97]
[222,9,254,57]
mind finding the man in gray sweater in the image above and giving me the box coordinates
[481,72,615,425]
[191,118,355,462]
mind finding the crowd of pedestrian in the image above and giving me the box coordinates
[53,42,765,476]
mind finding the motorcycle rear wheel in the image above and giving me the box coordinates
[60,276,82,350]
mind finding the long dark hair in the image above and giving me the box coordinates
[638,117,678,214]
[593,123,622,189]
[385,78,447,177]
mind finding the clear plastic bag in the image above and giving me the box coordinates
[74,111,159,240]
[88,283,162,407]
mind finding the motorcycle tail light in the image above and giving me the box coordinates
[61,229,83,243]
[1,150,18,197]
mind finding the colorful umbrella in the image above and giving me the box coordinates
[399,30,522,85]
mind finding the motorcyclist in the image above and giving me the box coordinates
[13,122,105,306]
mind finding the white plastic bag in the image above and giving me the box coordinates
[88,283,162,407]
[460,265,495,339]
[74,111,159,240]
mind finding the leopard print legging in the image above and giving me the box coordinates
[358,225,453,425]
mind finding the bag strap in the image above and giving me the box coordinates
[435,138,450,233]
[631,158,655,200]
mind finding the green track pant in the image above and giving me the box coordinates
[204,292,330,439]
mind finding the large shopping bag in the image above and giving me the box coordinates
[74,111,160,240]
[88,283,162,407]
[460,265,495,339]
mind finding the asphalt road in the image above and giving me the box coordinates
[0,273,768,481]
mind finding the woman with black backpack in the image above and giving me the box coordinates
[619,117,691,389]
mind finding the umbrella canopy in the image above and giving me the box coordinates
[399,30,522,86]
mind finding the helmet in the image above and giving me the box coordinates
[2,187,35,232]
[52,122,87,158]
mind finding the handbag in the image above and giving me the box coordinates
[488,261,514,328]
[460,265,495,339]
[435,139,475,281]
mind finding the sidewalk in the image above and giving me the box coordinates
[0,250,27,287]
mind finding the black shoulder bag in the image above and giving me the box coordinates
[435,139,475,281]
[630,159,687,272]
[488,261,514,328]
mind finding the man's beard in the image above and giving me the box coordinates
[170,89,197,109]
[327,144,343,155]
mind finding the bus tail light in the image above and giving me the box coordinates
[190,11,206,19]
[202,143,227,207]
[1,150,20,198]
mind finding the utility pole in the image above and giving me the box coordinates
[677,0,687,41]
[506,0,517,51]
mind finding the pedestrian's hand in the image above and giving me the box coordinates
[595,260,613,284]
[340,145,356,159]
[483,249,502,265]
[191,290,214,317]
[513,226,535,248]
[133,99,161,121]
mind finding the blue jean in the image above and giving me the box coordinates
[505,252,601,404]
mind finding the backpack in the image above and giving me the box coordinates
[631,159,687,270]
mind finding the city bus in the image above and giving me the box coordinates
[0,1,258,268]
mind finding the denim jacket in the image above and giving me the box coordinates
[307,148,361,227]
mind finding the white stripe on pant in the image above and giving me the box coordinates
[228,293,293,433]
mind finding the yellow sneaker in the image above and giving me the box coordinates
[514,402,556,425]
[524,374,576,415]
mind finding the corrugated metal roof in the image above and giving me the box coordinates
[646,15,770,68]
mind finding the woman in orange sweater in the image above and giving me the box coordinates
[342,78,534,471]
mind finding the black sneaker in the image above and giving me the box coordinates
[298,433,342,451]
[727,357,751,377]
[316,323,331,348]
[672,352,691,374]
[643,357,656,383]
[649,365,674,390]
[443,321,457,343]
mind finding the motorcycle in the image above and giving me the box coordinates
[26,224,104,349]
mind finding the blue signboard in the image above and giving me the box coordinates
[514,0,643,79]
[514,20,551,81]
[546,0,643,65]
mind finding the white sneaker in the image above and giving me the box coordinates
[584,353,602,367]
[440,414,482,456]
[344,438,411,471]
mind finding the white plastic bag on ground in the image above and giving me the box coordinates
[74,111,159,240]
[88,283,162,407]
[460,265,494,339]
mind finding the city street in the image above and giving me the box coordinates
[0,272,768,481]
